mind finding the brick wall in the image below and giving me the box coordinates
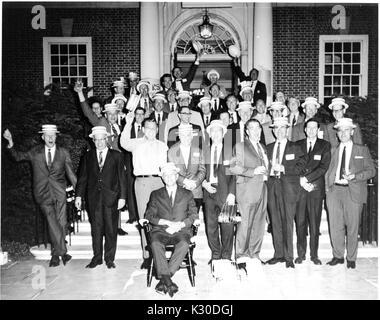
[273,4,378,100]
[2,6,140,99]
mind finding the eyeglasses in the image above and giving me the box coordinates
[93,138,107,142]
[180,112,192,115]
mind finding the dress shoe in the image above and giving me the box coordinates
[326,257,344,266]
[294,257,305,264]
[140,258,151,269]
[286,260,295,268]
[155,280,167,295]
[117,228,128,236]
[85,259,102,268]
[167,282,179,298]
[311,257,322,265]
[106,261,116,269]
[347,260,356,269]
[266,257,285,265]
[49,256,60,267]
[61,254,72,266]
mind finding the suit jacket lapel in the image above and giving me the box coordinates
[37,146,50,173]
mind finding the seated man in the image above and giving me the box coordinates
[145,162,198,297]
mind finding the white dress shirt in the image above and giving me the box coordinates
[169,103,178,112]
[96,147,109,167]
[180,144,191,168]
[239,121,245,142]
[270,139,287,176]
[212,98,220,111]
[155,111,164,125]
[335,140,353,184]
[166,184,178,205]
[251,80,257,92]
[134,122,143,138]
[228,111,238,124]
[209,143,223,184]
[203,114,212,126]
[45,145,56,165]
[306,137,317,153]
[175,80,184,92]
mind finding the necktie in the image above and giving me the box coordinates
[292,116,297,127]
[256,143,265,166]
[229,113,233,124]
[157,113,161,125]
[47,149,52,168]
[112,124,118,141]
[339,146,346,180]
[98,151,103,169]
[308,141,313,155]
[171,104,174,112]
[206,116,209,126]
[144,99,148,111]
[213,99,218,111]
[169,191,174,206]
[138,125,141,133]
[213,146,218,177]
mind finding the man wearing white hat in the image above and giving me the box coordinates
[168,124,206,213]
[3,125,77,267]
[126,72,140,98]
[325,97,363,148]
[75,126,127,269]
[136,80,154,118]
[325,118,375,269]
[145,162,198,297]
[171,52,201,92]
[166,89,179,113]
[202,120,236,263]
[262,101,288,145]
[112,77,126,96]
[232,59,267,104]
[75,80,124,152]
[265,117,306,268]
[197,96,217,128]
[120,116,168,268]
[204,69,227,99]
[148,93,169,141]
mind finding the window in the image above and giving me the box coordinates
[319,35,368,104]
[43,37,93,91]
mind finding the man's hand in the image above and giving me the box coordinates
[226,193,235,206]
[75,197,82,210]
[272,163,285,173]
[74,80,84,93]
[183,179,196,191]
[202,181,216,194]
[125,111,135,126]
[300,176,308,187]
[253,165,267,175]
[117,199,126,210]
[343,172,355,181]
[3,129,14,148]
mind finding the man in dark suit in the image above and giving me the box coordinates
[325,118,375,269]
[230,119,269,266]
[266,117,306,268]
[232,59,267,104]
[225,94,241,125]
[145,162,198,297]
[295,119,331,265]
[196,97,218,128]
[75,126,127,269]
[208,83,228,115]
[148,93,169,142]
[202,120,236,263]
[172,52,200,92]
[3,125,77,267]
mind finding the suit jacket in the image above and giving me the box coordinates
[9,145,77,205]
[209,98,228,116]
[224,122,244,160]
[203,144,236,206]
[80,101,123,152]
[325,121,363,149]
[148,111,169,141]
[325,143,376,204]
[168,142,206,199]
[296,138,331,198]
[125,86,140,98]
[262,122,276,146]
[145,186,198,234]
[267,140,306,202]
[230,139,268,204]
[137,96,154,117]
[76,149,127,215]
[233,64,267,103]
[196,109,218,128]
[172,61,199,91]
[290,119,328,143]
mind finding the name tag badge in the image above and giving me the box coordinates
[223,160,230,166]
[317,131,324,139]
[355,156,364,159]
[314,155,322,161]
[193,152,200,157]
[285,154,295,160]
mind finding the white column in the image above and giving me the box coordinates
[254,3,273,105]
[140,2,160,86]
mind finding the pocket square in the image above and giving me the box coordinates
[314,155,322,160]
[285,154,295,160]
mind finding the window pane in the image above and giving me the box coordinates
[51,44,59,54]
[78,56,87,65]
[61,67,68,76]
[334,65,342,74]
[343,54,351,63]
[325,42,333,52]
[60,56,68,65]
[69,56,77,65]
[324,87,332,96]
[352,64,360,74]
[351,86,359,96]
[324,76,332,85]
[343,42,351,52]
[352,76,359,85]
[70,67,77,76]
[82,78,88,87]
[79,67,87,76]
[352,42,361,52]
[60,44,68,54]
[352,54,360,63]
[342,86,350,95]
[51,56,59,65]
[333,76,341,85]
[78,45,86,54]
[333,87,341,96]
[343,76,350,85]
[69,45,77,54]
[325,65,332,74]
[334,42,342,52]
[343,64,351,74]
[51,67,60,76]
[325,54,332,63]
[61,77,70,84]
[52,77,60,84]
[333,54,342,63]
[70,78,77,85]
